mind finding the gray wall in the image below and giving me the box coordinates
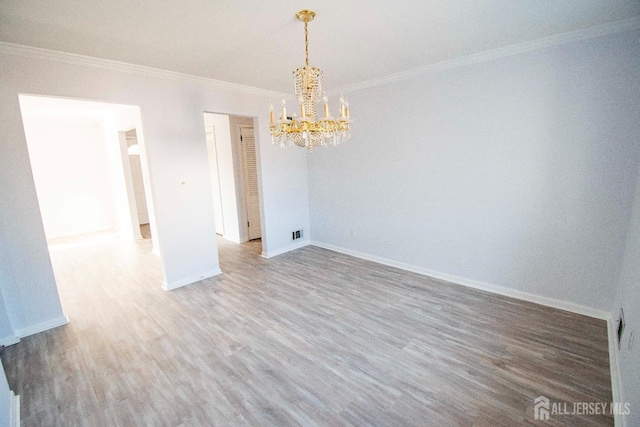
[0,47,309,336]
[0,85,66,334]
[0,223,18,344]
[613,165,640,425]
[0,359,13,426]
[309,30,640,313]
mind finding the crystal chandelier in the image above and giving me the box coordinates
[270,10,352,152]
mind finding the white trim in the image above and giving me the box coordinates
[2,17,638,100]
[14,314,69,339]
[607,313,625,427]
[0,42,286,99]
[310,241,625,422]
[310,241,610,320]
[10,392,19,427]
[162,268,222,291]
[0,335,20,347]
[261,240,309,259]
[221,235,243,244]
[331,17,640,95]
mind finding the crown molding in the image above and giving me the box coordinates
[331,17,640,95]
[0,42,286,99]
[2,16,638,99]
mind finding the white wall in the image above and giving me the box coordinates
[129,155,150,225]
[128,124,161,254]
[613,163,640,426]
[204,125,225,235]
[126,130,150,225]
[0,224,18,345]
[0,46,309,333]
[117,131,142,240]
[0,286,15,345]
[0,93,68,337]
[309,30,640,313]
[0,359,15,427]
[204,113,242,243]
[22,117,119,239]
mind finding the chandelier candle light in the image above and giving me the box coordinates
[270,10,352,152]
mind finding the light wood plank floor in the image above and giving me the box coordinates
[1,237,613,426]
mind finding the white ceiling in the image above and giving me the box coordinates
[1,0,639,93]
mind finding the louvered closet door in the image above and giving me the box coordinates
[240,127,261,240]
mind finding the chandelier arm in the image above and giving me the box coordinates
[271,10,352,152]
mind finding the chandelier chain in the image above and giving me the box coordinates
[304,19,309,66]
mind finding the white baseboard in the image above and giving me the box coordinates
[221,235,242,244]
[310,241,610,320]
[10,392,19,427]
[261,240,309,259]
[607,313,625,427]
[162,268,222,291]
[14,314,69,339]
[0,335,20,347]
[151,243,161,257]
[310,241,624,421]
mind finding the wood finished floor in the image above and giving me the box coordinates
[1,237,613,426]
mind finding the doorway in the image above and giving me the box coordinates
[18,94,161,326]
[18,95,157,250]
[203,113,262,247]
[125,129,153,240]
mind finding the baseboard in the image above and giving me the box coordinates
[310,241,609,320]
[10,392,19,427]
[151,239,161,257]
[47,229,118,250]
[14,314,69,339]
[221,235,242,244]
[311,241,625,423]
[0,335,20,347]
[162,268,222,291]
[261,240,309,259]
[606,313,625,427]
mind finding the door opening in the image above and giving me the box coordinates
[125,129,153,240]
[18,94,161,324]
[202,113,263,248]
[19,95,157,250]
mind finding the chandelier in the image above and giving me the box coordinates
[270,10,352,152]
